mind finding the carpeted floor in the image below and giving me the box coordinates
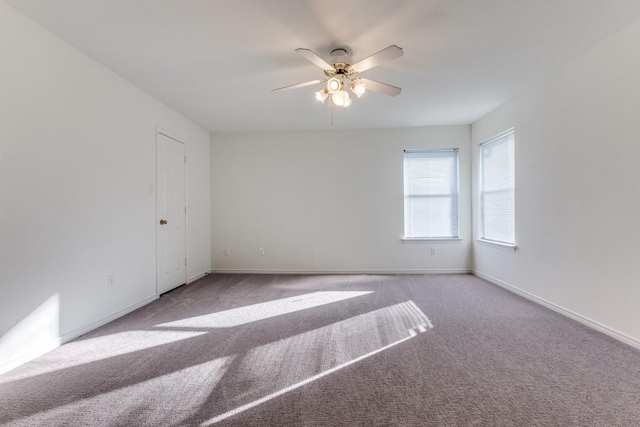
[2,273,640,426]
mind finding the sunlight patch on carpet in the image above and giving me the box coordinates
[156,291,374,329]
[201,300,433,425]
[13,356,234,426]
[1,330,208,382]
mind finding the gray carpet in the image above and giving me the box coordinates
[2,273,640,426]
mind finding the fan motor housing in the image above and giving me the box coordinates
[326,48,354,76]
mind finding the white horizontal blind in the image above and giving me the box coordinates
[404,149,459,238]
[480,129,515,244]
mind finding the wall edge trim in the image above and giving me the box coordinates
[0,340,61,376]
[473,270,640,350]
[60,295,159,345]
[0,295,159,375]
[187,271,208,284]
[210,269,472,275]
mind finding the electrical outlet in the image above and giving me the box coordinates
[430,247,436,256]
[259,248,265,256]
[224,248,230,256]
[107,274,115,288]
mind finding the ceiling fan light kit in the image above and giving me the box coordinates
[272,45,403,109]
[332,90,352,107]
[350,82,366,97]
[315,90,329,103]
[326,77,342,93]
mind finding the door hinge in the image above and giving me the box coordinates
[185,257,187,266]
[185,206,187,215]
[184,155,187,164]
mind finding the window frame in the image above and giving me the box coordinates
[478,128,516,250]
[403,148,461,241]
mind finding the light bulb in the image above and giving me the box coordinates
[315,90,328,103]
[326,77,341,94]
[350,82,366,97]
[332,90,351,107]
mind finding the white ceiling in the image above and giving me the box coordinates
[6,0,640,133]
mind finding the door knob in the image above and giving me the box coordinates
[160,219,168,225]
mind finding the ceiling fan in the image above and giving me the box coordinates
[272,45,403,108]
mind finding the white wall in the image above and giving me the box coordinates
[0,1,210,372]
[211,126,471,273]
[471,17,640,344]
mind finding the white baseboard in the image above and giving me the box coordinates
[0,295,158,375]
[210,268,471,275]
[0,338,61,375]
[473,271,640,351]
[60,295,158,344]
[187,271,208,284]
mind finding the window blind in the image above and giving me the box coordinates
[480,129,515,245]
[404,149,459,238]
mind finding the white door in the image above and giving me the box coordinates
[157,131,186,295]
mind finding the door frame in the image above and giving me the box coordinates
[156,127,188,295]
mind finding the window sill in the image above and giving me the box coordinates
[402,237,462,243]
[476,239,517,252]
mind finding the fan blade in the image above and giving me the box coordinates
[350,45,403,73]
[358,78,402,97]
[295,48,335,71]
[272,79,324,93]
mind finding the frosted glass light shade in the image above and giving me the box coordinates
[351,83,366,97]
[315,90,328,103]
[332,90,351,107]
[326,78,341,94]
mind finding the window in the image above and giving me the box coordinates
[403,148,459,239]
[479,129,515,246]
